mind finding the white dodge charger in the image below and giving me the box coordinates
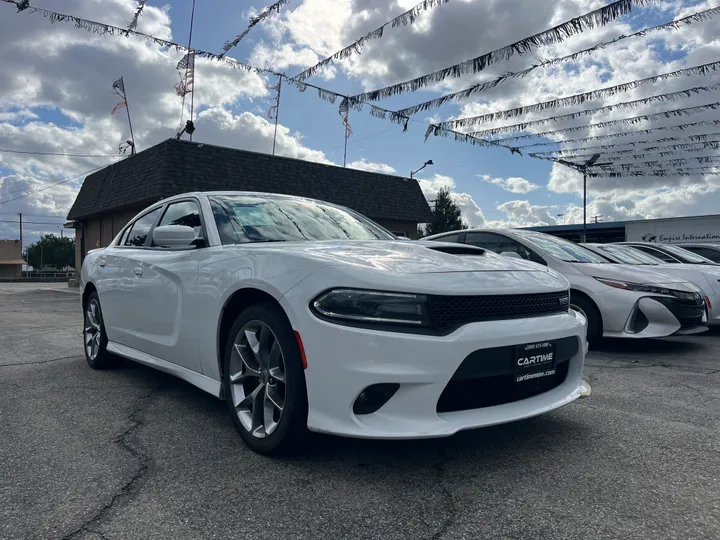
[80,192,589,454]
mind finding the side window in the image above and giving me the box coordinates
[465,232,545,265]
[430,233,461,243]
[155,200,205,247]
[686,247,720,263]
[124,208,162,247]
[634,246,677,263]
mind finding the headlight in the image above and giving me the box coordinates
[594,277,700,300]
[594,277,672,295]
[311,289,431,326]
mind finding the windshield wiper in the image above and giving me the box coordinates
[244,239,289,244]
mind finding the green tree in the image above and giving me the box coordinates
[26,234,75,270]
[424,187,467,236]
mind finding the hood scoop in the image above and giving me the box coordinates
[424,245,486,256]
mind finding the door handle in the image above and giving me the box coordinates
[134,267,143,276]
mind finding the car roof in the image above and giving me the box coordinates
[155,191,347,208]
[423,227,518,240]
[679,243,720,248]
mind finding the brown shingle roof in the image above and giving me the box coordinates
[67,139,432,223]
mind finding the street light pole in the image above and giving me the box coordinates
[557,154,607,243]
[583,169,587,243]
[410,159,434,179]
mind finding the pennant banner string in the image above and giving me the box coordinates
[0,0,423,135]
[347,0,661,106]
[395,5,720,117]
[589,166,720,178]
[518,126,720,155]
[456,82,720,138]
[590,154,720,170]
[479,102,720,143]
[127,0,146,32]
[437,61,720,131]
[512,120,720,149]
[293,0,450,81]
[530,132,720,158]
[534,140,720,162]
[219,0,290,58]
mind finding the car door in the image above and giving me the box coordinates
[120,199,207,372]
[97,207,163,344]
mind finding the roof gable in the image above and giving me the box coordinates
[67,139,431,223]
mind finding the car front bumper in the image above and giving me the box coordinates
[594,289,707,338]
[290,309,588,439]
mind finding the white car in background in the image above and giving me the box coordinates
[618,241,719,266]
[80,192,590,455]
[673,243,720,264]
[422,229,707,345]
[582,243,720,327]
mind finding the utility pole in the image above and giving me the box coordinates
[18,213,23,277]
[40,245,43,273]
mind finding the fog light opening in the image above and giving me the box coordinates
[353,383,400,415]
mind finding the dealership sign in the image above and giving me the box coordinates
[626,217,720,244]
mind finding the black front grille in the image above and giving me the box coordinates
[429,291,569,332]
[651,296,705,330]
[437,336,578,413]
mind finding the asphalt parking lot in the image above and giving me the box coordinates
[1,284,719,540]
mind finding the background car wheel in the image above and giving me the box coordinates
[224,303,308,455]
[570,294,602,347]
[83,292,114,369]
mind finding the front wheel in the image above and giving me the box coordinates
[224,303,308,455]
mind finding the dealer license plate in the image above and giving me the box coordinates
[513,341,556,383]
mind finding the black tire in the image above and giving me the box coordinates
[570,293,602,347]
[223,303,309,455]
[83,291,114,369]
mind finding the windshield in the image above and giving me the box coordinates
[597,245,662,265]
[209,195,395,244]
[515,231,609,263]
[659,243,716,264]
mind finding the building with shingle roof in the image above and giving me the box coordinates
[67,138,432,269]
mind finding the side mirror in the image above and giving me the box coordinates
[500,251,522,259]
[153,225,197,248]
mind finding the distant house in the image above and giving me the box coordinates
[66,138,432,270]
[0,239,24,278]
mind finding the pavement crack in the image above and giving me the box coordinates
[426,450,457,540]
[60,386,163,540]
[0,355,81,368]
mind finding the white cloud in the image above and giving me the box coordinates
[479,174,540,193]
[346,159,396,174]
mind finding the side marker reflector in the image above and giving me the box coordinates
[705,296,712,310]
[294,331,308,369]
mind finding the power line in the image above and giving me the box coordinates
[0,161,120,206]
[0,147,117,158]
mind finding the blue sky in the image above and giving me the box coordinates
[1,0,719,245]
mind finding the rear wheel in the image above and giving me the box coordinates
[83,292,114,369]
[224,303,308,455]
[570,294,602,347]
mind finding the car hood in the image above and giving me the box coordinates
[230,240,550,274]
[572,263,690,285]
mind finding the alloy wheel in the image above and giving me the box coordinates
[84,299,102,360]
[229,320,287,438]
